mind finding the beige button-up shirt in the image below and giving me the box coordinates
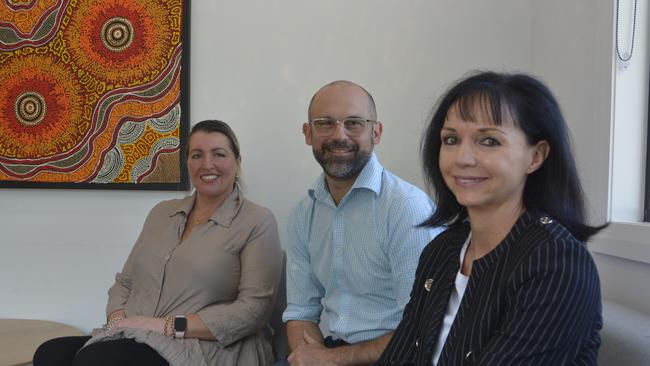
[86,187,282,366]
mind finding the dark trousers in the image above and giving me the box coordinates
[33,336,169,366]
[273,336,348,366]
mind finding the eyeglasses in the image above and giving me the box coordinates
[309,118,376,136]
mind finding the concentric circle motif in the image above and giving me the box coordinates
[14,92,47,126]
[100,17,134,52]
[0,53,90,160]
[63,0,177,85]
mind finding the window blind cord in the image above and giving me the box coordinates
[615,0,637,64]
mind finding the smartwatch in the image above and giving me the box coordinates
[173,315,187,338]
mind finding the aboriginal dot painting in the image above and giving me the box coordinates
[0,0,189,189]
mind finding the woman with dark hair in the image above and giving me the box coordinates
[376,72,605,365]
[34,120,282,366]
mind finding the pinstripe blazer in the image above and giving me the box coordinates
[376,212,602,366]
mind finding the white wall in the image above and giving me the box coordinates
[531,0,613,226]
[0,0,533,332]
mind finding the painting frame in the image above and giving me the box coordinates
[0,0,191,191]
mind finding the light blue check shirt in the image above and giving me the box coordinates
[283,153,442,343]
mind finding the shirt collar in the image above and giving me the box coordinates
[309,152,383,202]
[169,185,243,228]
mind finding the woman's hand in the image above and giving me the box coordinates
[113,315,166,335]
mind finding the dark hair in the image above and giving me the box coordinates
[420,71,606,241]
[188,120,241,161]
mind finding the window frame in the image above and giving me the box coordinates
[588,0,650,264]
[645,73,650,222]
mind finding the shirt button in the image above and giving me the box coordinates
[164,255,171,260]
[415,338,419,347]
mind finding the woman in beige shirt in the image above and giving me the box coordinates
[34,120,283,366]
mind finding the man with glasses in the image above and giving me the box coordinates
[281,81,441,365]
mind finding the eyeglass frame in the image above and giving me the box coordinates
[308,117,378,136]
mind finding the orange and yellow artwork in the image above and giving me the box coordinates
[0,0,189,189]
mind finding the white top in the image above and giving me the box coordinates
[432,234,471,365]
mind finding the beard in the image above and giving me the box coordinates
[312,139,373,181]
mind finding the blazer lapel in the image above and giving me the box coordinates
[418,226,469,364]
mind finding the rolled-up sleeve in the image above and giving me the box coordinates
[196,211,282,347]
[105,214,150,317]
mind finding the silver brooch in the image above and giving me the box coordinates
[539,216,553,225]
[424,279,433,292]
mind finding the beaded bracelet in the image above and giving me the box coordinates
[164,315,174,337]
[104,316,124,331]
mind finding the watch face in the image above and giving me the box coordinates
[174,316,187,331]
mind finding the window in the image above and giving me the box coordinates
[588,0,650,264]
